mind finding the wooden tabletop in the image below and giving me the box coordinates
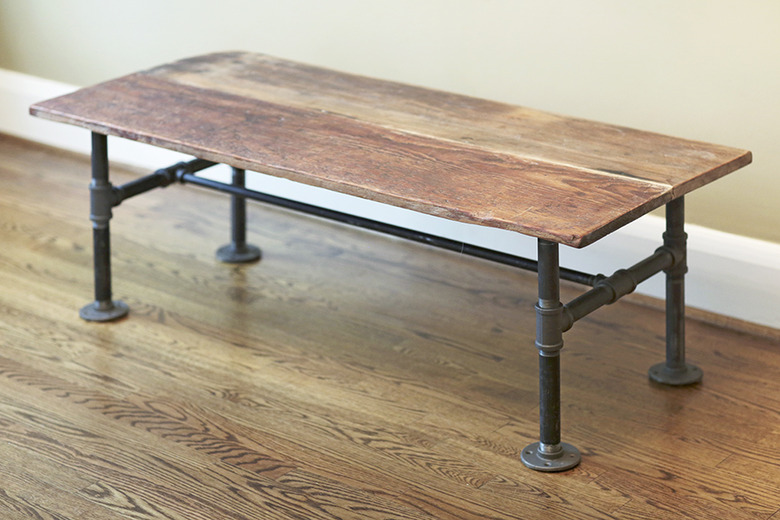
[30,51,751,247]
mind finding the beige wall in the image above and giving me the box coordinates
[2,0,778,243]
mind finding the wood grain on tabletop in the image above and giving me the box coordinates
[29,52,751,247]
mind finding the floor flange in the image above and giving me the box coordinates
[79,300,129,322]
[648,362,702,386]
[521,442,581,472]
[216,244,262,264]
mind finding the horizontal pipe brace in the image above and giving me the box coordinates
[561,247,677,331]
[177,171,600,285]
[112,158,217,205]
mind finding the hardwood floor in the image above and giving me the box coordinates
[1,133,778,519]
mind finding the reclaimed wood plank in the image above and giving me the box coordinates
[29,52,751,247]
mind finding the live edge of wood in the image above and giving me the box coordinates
[30,51,752,248]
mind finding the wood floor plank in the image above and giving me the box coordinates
[0,297,511,507]
[1,372,439,520]
[0,441,129,520]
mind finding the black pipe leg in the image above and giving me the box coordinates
[522,240,581,472]
[79,133,128,322]
[649,197,702,385]
[216,167,261,263]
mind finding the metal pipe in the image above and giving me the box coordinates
[177,172,598,284]
[215,168,261,263]
[664,197,687,369]
[113,172,172,202]
[90,133,112,303]
[521,240,581,472]
[561,248,675,331]
[540,354,561,446]
[536,240,563,448]
[113,158,217,204]
[649,196,702,385]
[79,133,128,322]
[230,168,249,248]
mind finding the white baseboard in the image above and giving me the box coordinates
[3,68,778,329]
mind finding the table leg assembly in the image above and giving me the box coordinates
[79,132,702,472]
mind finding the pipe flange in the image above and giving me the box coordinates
[216,244,262,264]
[648,362,702,386]
[521,442,581,472]
[79,300,129,322]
